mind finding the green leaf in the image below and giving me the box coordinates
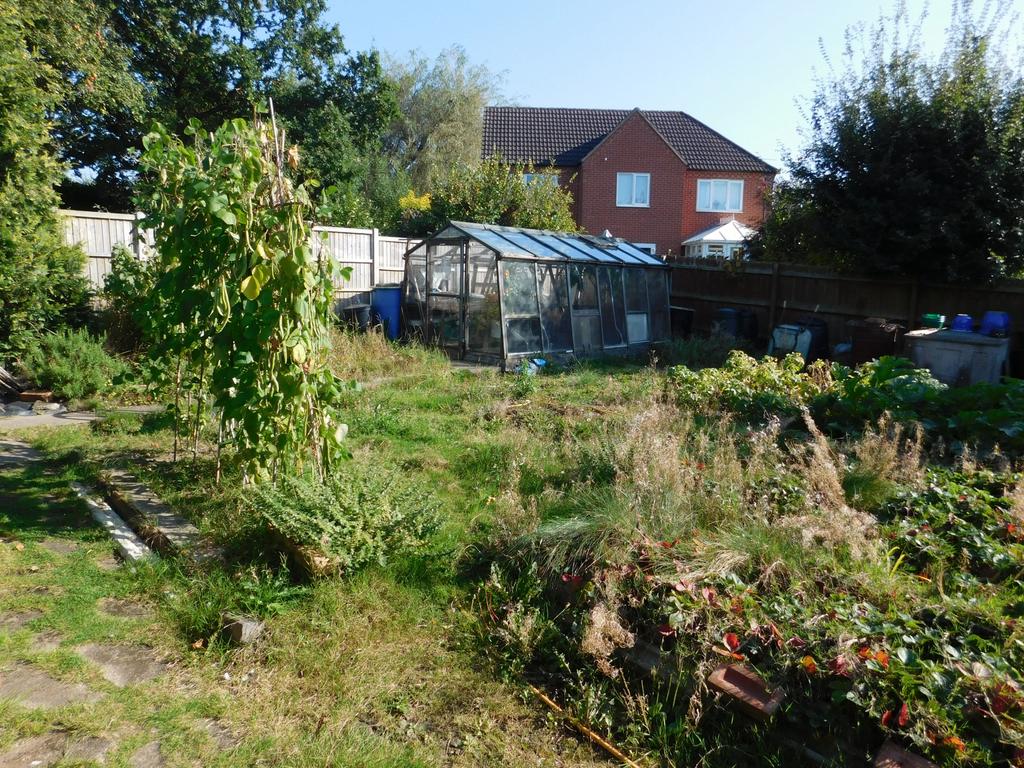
[214,208,237,226]
[240,275,260,300]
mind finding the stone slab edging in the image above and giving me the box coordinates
[98,469,222,563]
[70,482,155,564]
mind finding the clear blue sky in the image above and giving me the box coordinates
[323,0,998,170]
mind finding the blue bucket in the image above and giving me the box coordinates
[371,283,402,340]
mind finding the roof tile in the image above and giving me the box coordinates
[482,107,776,173]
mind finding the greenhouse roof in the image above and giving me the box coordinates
[428,221,668,267]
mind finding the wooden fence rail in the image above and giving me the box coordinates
[669,258,1024,373]
[61,209,417,307]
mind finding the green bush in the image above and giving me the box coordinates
[249,461,441,574]
[102,244,157,352]
[20,329,126,400]
[653,333,745,369]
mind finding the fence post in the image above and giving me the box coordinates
[371,228,379,287]
[907,278,920,328]
[767,262,782,331]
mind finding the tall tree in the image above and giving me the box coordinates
[382,46,503,192]
[0,0,89,361]
[52,0,396,210]
[756,2,1024,282]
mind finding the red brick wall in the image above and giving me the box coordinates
[681,170,773,241]
[577,113,686,256]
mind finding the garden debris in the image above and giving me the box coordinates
[17,389,56,403]
[873,739,938,768]
[707,664,785,721]
[71,481,155,564]
[221,612,265,645]
[528,684,645,768]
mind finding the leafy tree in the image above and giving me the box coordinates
[56,0,396,210]
[0,0,89,362]
[419,156,577,235]
[382,46,503,191]
[757,3,1024,282]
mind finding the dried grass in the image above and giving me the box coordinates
[581,601,635,678]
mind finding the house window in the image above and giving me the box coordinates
[696,179,743,212]
[633,243,657,255]
[616,173,650,207]
[523,172,558,187]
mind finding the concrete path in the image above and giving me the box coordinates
[0,410,97,432]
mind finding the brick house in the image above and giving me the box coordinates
[482,107,777,258]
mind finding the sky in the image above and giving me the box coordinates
[326,0,1022,170]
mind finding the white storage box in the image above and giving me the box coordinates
[904,329,1009,386]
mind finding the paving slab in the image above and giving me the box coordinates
[38,538,78,555]
[0,663,100,709]
[75,644,167,687]
[64,735,115,763]
[97,597,153,619]
[197,717,238,749]
[0,732,68,768]
[0,610,43,632]
[95,553,120,571]
[128,740,165,768]
[0,439,43,467]
[30,630,62,653]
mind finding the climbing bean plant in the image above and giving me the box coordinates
[137,115,350,481]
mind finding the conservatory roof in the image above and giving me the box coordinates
[427,221,667,267]
[682,219,756,245]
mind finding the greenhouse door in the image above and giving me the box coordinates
[426,242,465,357]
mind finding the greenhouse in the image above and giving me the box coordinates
[402,221,671,365]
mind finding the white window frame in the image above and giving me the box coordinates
[522,172,559,187]
[616,172,651,208]
[633,243,657,255]
[696,179,744,213]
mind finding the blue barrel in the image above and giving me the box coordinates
[371,283,402,340]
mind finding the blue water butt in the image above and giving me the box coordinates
[371,283,402,340]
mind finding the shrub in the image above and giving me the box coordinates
[102,244,157,352]
[248,460,441,575]
[652,333,742,370]
[20,329,125,400]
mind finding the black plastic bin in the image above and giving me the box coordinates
[713,307,758,341]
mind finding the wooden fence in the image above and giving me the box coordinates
[670,257,1024,373]
[61,209,416,307]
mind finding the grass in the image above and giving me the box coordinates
[8,330,1017,767]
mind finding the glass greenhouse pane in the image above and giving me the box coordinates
[647,269,670,341]
[570,265,599,311]
[505,317,542,354]
[534,233,596,261]
[460,224,531,257]
[624,269,648,312]
[599,267,626,347]
[500,231,564,259]
[501,261,538,316]
[466,245,501,356]
[428,244,462,294]
[537,264,572,351]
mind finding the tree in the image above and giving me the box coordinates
[51,0,396,210]
[757,3,1024,282]
[0,0,89,362]
[419,156,578,235]
[381,46,503,192]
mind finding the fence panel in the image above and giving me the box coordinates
[670,259,1024,375]
[65,210,420,308]
[61,210,144,290]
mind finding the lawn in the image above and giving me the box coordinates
[3,332,1023,767]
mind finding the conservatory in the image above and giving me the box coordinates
[402,221,671,366]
